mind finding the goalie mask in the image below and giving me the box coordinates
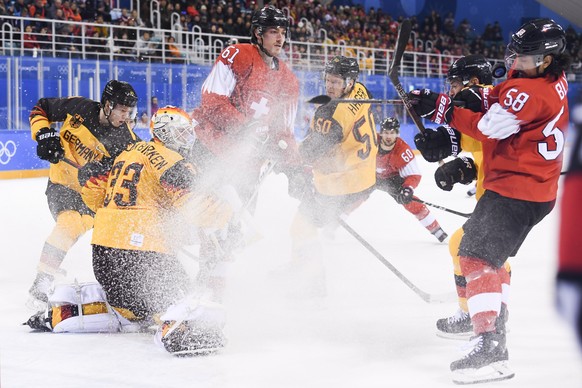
[150,106,197,154]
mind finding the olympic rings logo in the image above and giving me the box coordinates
[0,140,17,165]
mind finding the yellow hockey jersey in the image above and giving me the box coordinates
[30,97,139,193]
[301,82,377,196]
[90,140,231,254]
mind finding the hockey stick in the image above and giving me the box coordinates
[308,95,405,105]
[307,95,466,107]
[412,198,472,218]
[62,157,82,169]
[338,217,454,303]
[388,19,427,134]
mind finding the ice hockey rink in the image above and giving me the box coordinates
[1,157,581,387]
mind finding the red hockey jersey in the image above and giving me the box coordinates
[450,73,569,202]
[376,137,421,188]
[191,44,299,159]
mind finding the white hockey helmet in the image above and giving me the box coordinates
[150,106,197,153]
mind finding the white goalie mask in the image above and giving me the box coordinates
[150,106,197,153]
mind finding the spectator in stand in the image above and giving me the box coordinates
[23,25,40,55]
[114,31,135,61]
[46,0,62,20]
[37,26,52,54]
[165,35,184,63]
[151,97,159,114]
[56,24,81,58]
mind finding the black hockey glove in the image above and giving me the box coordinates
[36,127,64,164]
[556,272,582,348]
[454,86,486,113]
[78,158,113,187]
[414,126,461,163]
[408,89,453,124]
[395,186,414,204]
[434,156,476,191]
[280,165,312,200]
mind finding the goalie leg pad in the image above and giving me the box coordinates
[25,282,141,333]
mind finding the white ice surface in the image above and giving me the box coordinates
[1,158,580,387]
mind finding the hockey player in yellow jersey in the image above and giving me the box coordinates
[26,107,234,356]
[284,56,377,296]
[414,55,511,338]
[28,80,140,305]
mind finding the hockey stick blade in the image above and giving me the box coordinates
[339,218,451,304]
[412,198,472,218]
[388,19,427,134]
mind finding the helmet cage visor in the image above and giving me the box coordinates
[505,46,545,72]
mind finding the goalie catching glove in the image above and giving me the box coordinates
[408,89,454,125]
[414,125,461,163]
[434,156,476,191]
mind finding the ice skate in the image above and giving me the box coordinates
[450,331,514,384]
[432,227,448,243]
[156,320,226,357]
[436,309,473,340]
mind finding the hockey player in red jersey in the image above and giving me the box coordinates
[191,5,300,203]
[408,18,571,383]
[189,5,300,303]
[375,117,447,242]
[415,55,513,340]
[557,96,582,352]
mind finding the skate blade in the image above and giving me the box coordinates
[436,330,473,341]
[452,360,515,385]
[171,347,223,357]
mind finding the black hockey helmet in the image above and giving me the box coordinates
[101,80,138,108]
[447,54,493,85]
[380,117,400,133]
[324,55,360,81]
[507,18,566,57]
[250,5,289,44]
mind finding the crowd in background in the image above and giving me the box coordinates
[1,0,581,73]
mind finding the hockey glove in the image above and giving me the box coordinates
[78,158,113,187]
[395,186,414,204]
[414,125,461,163]
[434,156,476,191]
[287,166,313,200]
[36,127,64,164]
[556,272,582,349]
[454,86,486,113]
[408,89,453,124]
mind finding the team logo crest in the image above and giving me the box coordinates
[70,114,84,129]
